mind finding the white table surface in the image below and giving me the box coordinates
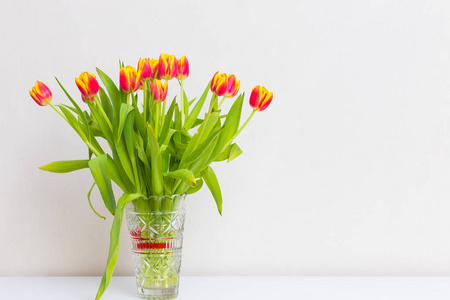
[1,276,450,299]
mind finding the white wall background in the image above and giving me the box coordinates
[2,0,450,276]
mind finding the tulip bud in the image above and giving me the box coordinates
[150,79,168,103]
[249,85,273,112]
[158,54,178,80]
[176,56,189,80]
[120,66,142,93]
[223,74,240,98]
[138,58,159,81]
[75,72,99,99]
[29,81,52,106]
[210,71,228,96]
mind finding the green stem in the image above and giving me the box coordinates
[180,79,185,127]
[161,96,167,130]
[143,81,148,122]
[49,103,68,121]
[218,97,226,109]
[227,110,256,144]
[155,102,160,138]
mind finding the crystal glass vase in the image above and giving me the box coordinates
[125,193,187,299]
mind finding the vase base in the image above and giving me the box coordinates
[137,285,179,299]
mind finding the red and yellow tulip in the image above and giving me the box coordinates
[158,54,178,80]
[120,66,141,93]
[249,85,273,111]
[75,72,99,102]
[223,74,240,98]
[150,79,168,103]
[210,72,240,98]
[29,81,52,106]
[210,72,228,96]
[176,56,189,80]
[138,58,159,81]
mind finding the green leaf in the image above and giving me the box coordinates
[186,178,203,194]
[159,97,176,145]
[59,105,88,141]
[116,104,134,144]
[163,169,196,187]
[96,68,120,112]
[184,81,210,130]
[209,94,244,164]
[99,87,113,121]
[55,77,91,140]
[185,127,223,165]
[39,159,89,173]
[88,154,116,215]
[213,143,243,163]
[95,193,143,300]
[87,183,106,220]
[146,125,164,197]
[201,166,223,215]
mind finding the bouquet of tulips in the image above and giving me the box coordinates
[29,54,273,299]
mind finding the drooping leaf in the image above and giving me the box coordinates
[88,154,116,215]
[87,182,106,220]
[163,169,196,187]
[39,159,89,173]
[201,166,223,215]
[186,178,203,194]
[95,193,143,300]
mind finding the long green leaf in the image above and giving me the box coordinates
[208,94,244,164]
[59,105,88,141]
[95,193,143,300]
[96,68,120,113]
[39,159,89,173]
[99,87,113,121]
[89,154,116,215]
[55,77,91,140]
[184,81,210,130]
[185,128,223,165]
[146,125,164,197]
[116,104,134,144]
[201,166,223,215]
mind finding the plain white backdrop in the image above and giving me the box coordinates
[2,0,450,276]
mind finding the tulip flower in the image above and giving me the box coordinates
[223,74,240,98]
[210,72,228,96]
[138,58,159,81]
[29,81,52,106]
[176,56,189,80]
[75,72,99,100]
[158,54,178,80]
[150,79,168,103]
[249,85,273,112]
[120,66,141,93]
